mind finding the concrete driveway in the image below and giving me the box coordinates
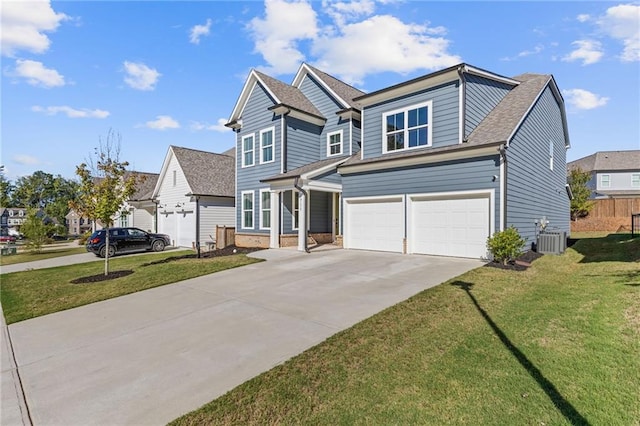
[4,248,483,425]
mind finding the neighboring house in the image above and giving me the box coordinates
[152,146,235,248]
[0,208,8,232]
[66,210,93,236]
[3,208,56,231]
[567,150,640,198]
[114,172,160,232]
[226,62,571,258]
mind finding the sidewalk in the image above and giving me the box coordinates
[1,303,31,426]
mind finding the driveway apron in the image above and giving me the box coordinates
[7,249,483,425]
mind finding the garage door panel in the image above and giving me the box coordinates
[410,196,490,259]
[346,199,403,253]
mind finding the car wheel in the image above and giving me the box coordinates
[99,246,116,258]
[152,240,165,252]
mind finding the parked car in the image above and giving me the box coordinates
[86,227,171,258]
[0,235,17,243]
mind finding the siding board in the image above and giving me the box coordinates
[465,74,512,137]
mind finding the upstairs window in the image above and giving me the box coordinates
[383,101,432,153]
[260,128,274,164]
[327,130,342,156]
[242,134,255,167]
[601,174,611,188]
[632,174,640,187]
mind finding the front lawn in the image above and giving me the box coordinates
[172,233,639,425]
[0,251,262,324]
[0,246,87,266]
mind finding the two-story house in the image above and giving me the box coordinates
[66,210,93,236]
[114,172,160,232]
[227,63,571,259]
[568,150,640,198]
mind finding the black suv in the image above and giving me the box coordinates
[86,227,171,257]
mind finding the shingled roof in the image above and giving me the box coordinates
[262,156,350,182]
[568,150,640,172]
[304,64,365,109]
[127,172,159,201]
[254,70,324,119]
[171,146,235,197]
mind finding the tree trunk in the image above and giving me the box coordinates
[104,227,110,276]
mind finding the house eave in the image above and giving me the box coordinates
[337,108,361,121]
[268,104,326,126]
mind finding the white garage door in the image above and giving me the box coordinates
[345,197,404,253]
[158,212,175,246]
[409,195,490,259]
[176,210,195,248]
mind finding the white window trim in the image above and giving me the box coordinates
[260,127,275,164]
[291,191,299,231]
[600,174,611,188]
[382,100,433,154]
[326,130,343,157]
[259,189,271,230]
[242,134,255,168]
[241,190,254,229]
[632,173,640,188]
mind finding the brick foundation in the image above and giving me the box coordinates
[235,233,270,249]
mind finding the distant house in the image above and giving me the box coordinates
[152,146,235,248]
[66,210,93,236]
[568,150,640,198]
[226,62,571,257]
[4,208,55,231]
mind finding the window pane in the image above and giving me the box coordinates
[331,144,341,155]
[243,194,252,209]
[244,152,253,166]
[262,211,270,228]
[387,133,404,151]
[263,146,272,162]
[244,136,253,151]
[408,129,418,147]
[262,131,272,146]
[408,108,418,128]
[262,191,270,204]
[418,127,427,146]
[244,212,252,228]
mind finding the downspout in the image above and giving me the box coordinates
[457,65,467,143]
[293,176,309,253]
[282,112,289,173]
[153,200,158,233]
[499,144,508,229]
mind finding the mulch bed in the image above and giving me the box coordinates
[141,245,262,266]
[70,270,134,284]
[484,250,544,271]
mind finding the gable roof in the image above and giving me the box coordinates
[153,146,235,198]
[293,63,365,110]
[127,172,159,201]
[262,155,350,183]
[568,150,640,172]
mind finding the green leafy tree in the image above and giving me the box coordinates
[568,167,594,221]
[0,166,13,207]
[70,130,139,275]
[21,208,53,253]
[487,226,526,265]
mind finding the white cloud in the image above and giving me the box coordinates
[31,105,110,118]
[248,0,319,75]
[123,61,161,91]
[313,15,461,84]
[0,0,68,57]
[501,44,544,61]
[563,88,609,110]
[144,115,180,130]
[190,118,231,132]
[190,18,212,44]
[12,59,65,87]
[577,14,591,23]
[12,155,40,166]
[248,0,460,84]
[562,39,603,65]
[597,4,640,62]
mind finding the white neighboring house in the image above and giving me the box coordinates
[114,172,160,232]
[153,145,235,249]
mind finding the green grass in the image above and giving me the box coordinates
[0,246,87,266]
[171,233,640,425]
[0,251,262,324]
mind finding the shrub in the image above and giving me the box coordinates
[78,231,92,245]
[487,226,525,265]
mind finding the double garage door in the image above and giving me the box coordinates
[345,193,491,259]
[158,210,195,248]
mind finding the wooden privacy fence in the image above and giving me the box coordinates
[214,225,235,249]
[589,198,640,218]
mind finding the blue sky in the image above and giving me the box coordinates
[2,0,639,180]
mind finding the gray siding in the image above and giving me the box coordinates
[362,81,460,159]
[465,74,512,138]
[506,86,570,246]
[315,169,342,185]
[352,120,361,155]
[286,117,322,170]
[236,83,282,234]
[342,156,501,232]
[199,196,235,243]
[299,75,351,159]
[595,171,640,192]
[282,190,295,234]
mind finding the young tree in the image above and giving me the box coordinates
[70,130,139,275]
[568,167,594,221]
[0,166,13,207]
[21,208,52,253]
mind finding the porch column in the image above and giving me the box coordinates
[270,190,280,248]
[297,190,307,252]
